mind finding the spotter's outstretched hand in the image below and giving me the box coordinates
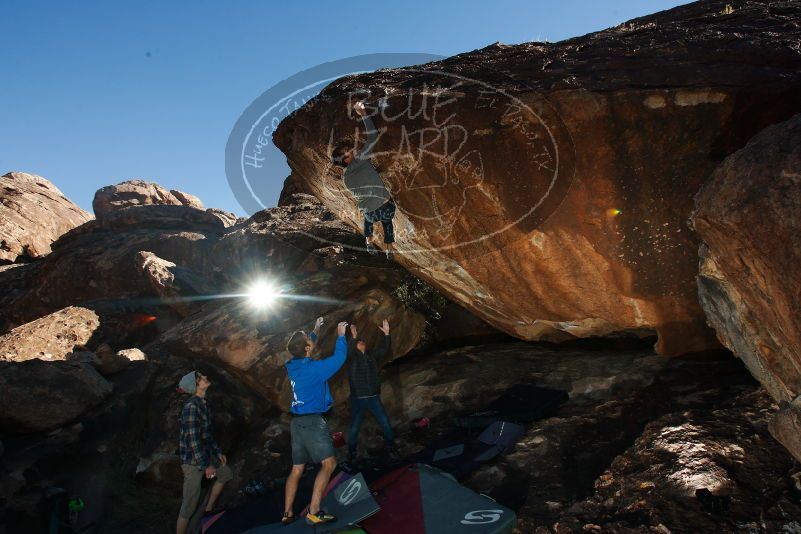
[337,321,348,337]
[378,319,390,336]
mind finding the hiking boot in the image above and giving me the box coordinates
[305,510,336,525]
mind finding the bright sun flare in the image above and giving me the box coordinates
[246,280,280,309]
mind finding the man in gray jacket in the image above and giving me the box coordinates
[345,319,399,463]
[332,100,396,260]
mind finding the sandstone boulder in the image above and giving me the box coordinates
[0,359,159,532]
[769,401,801,465]
[693,113,801,402]
[206,207,240,228]
[0,307,100,362]
[92,180,205,219]
[169,189,205,210]
[0,193,403,330]
[118,348,146,362]
[159,198,426,403]
[1,188,427,401]
[273,0,801,355]
[0,172,92,263]
[0,360,112,433]
[95,345,147,375]
[692,113,801,460]
[0,204,226,330]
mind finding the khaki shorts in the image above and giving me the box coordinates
[179,463,233,519]
[290,414,335,465]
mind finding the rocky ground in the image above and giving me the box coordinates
[371,341,800,533]
[69,340,801,534]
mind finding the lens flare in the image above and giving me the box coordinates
[246,280,281,309]
[606,208,622,217]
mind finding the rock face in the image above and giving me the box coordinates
[0,188,426,402]
[0,204,227,331]
[0,172,92,263]
[273,0,801,355]
[92,180,205,219]
[769,402,801,466]
[206,207,241,228]
[159,196,425,404]
[0,306,100,362]
[692,113,801,461]
[693,113,801,402]
[168,189,205,210]
[0,359,112,433]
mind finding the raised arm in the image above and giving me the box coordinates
[372,319,392,362]
[347,323,358,357]
[353,101,378,159]
[311,321,349,381]
[308,316,324,343]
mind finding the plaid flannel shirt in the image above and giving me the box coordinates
[179,395,221,468]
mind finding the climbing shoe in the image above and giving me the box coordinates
[385,250,394,261]
[281,511,295,524]
[365,241,377,254]
[305,510,336,525]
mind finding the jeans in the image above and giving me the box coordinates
[363,201,396,244]
[348,395,395,453]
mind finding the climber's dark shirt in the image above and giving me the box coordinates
[343,116,391,213]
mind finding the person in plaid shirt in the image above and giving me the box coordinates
[176,370,232,534]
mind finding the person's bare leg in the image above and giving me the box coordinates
[176,517,188,534]
[309,457,337,515]
[284,464,304,517]
[205,480,225,512]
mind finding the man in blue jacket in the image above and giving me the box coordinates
[281,320,348,526]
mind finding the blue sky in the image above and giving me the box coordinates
[1,0,689,216]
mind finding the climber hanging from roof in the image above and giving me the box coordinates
[331,99,397,260]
